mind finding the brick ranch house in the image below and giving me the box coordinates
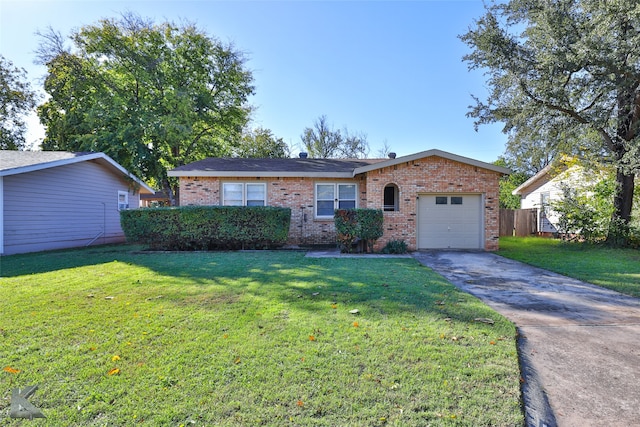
[168,149,510,251]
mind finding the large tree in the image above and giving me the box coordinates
[0,56,37,150]
[461,0,640,244]
[234,127,290,158]
[37,13,254,204]
[300,115,369,158]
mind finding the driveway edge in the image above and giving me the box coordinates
[517,327,557,427]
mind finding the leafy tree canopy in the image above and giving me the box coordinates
[461,0,640,243]
[494,157,530,209]
[234,127,290,158]
[37,13,254,203]
[0,55,37,150]
[300,115,369,158]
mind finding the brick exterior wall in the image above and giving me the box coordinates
[178,156,502,251]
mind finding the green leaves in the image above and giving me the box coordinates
[0,55,38,149]
[38,13,255,202]
[462,0,640,241]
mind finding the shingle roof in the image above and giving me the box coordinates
[168,157,385,178]
[0,151,95,172]
[0,150,154,193]
[168,150,511,178]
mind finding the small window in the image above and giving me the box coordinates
[223,183,266,206]
[383,184,399,211]
[315,183,357,218]
[435,196,448,205]
[451,196,463,205]
[118,191,129,210]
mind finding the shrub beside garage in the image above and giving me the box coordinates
[121,206,291,250]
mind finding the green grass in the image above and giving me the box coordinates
[1,246,523,426]
[499,237,640,298]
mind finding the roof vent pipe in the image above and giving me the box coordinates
[388,152,396,159]
[299,152,308,159]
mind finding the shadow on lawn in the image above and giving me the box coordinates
[0,245,505,326]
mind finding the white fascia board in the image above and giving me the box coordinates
[93,154,155,194]
[353,149,511,176]
[0,152,105,177]
[0,152,155,194]
[167,171,355,178]
[511,163,556,196]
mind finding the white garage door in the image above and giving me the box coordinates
[418,194,483,249]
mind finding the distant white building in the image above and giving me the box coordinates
[0,151,154,255]
[512,160,603,234]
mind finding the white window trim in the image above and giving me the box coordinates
[222,182,267,206]
[314,183,357,219]
[118,191,129,211]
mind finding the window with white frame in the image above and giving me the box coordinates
[222,183,266,206]
[118,191,129,210]
[315,183,356,218]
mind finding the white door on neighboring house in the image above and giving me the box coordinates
[417,194,483,249]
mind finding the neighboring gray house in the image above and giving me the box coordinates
[0,151,154,255]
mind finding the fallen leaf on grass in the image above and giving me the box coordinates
[111,355,121,362]
[107,368,120,376]
[474,317,495,325]
[297,400,304,407]
[3,366,20,374]
[349,309,360,315]
[353,321,359,328]
[489,341,496,345]
[309,335,316,341]
[104,296,115,300]
[312,292,320,296]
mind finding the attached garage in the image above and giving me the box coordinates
[417,194,483,249]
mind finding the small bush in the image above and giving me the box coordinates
[121,206,291,250]
[382,240,408,254]
[334,208,383,253]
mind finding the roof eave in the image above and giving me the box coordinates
[353,149,511,175]
[167,171,355,178]
[0,152,155,194]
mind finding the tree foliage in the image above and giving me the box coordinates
[461,0,640,244]
[494,157,530,209]
[234,127,290,158]
[0,56,37,150]
[300,115,369,158]
[37,13,254,204]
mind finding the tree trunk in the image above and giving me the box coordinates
[163,179,177,207]
[608,160,635,246]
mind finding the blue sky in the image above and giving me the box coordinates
[1,0,507,162]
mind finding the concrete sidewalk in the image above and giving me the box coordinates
[412,251,640,427]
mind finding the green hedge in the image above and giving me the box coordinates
[334,208,383,253]
[120,206,291,250]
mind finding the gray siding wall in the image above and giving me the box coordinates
[2,160,141,255]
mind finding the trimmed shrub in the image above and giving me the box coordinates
[382,240,408,254]
[334,208,383,253]
[120,206,291,251]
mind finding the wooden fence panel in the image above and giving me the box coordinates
[500,208,538,237]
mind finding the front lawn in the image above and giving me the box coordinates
[1,246,523,426]
[499,237,640,298]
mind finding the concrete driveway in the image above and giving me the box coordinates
[412,251,640,427]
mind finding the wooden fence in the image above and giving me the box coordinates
[499,208,538,237]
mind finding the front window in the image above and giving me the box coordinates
[223,183,266,206]
[315,183,357,218]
